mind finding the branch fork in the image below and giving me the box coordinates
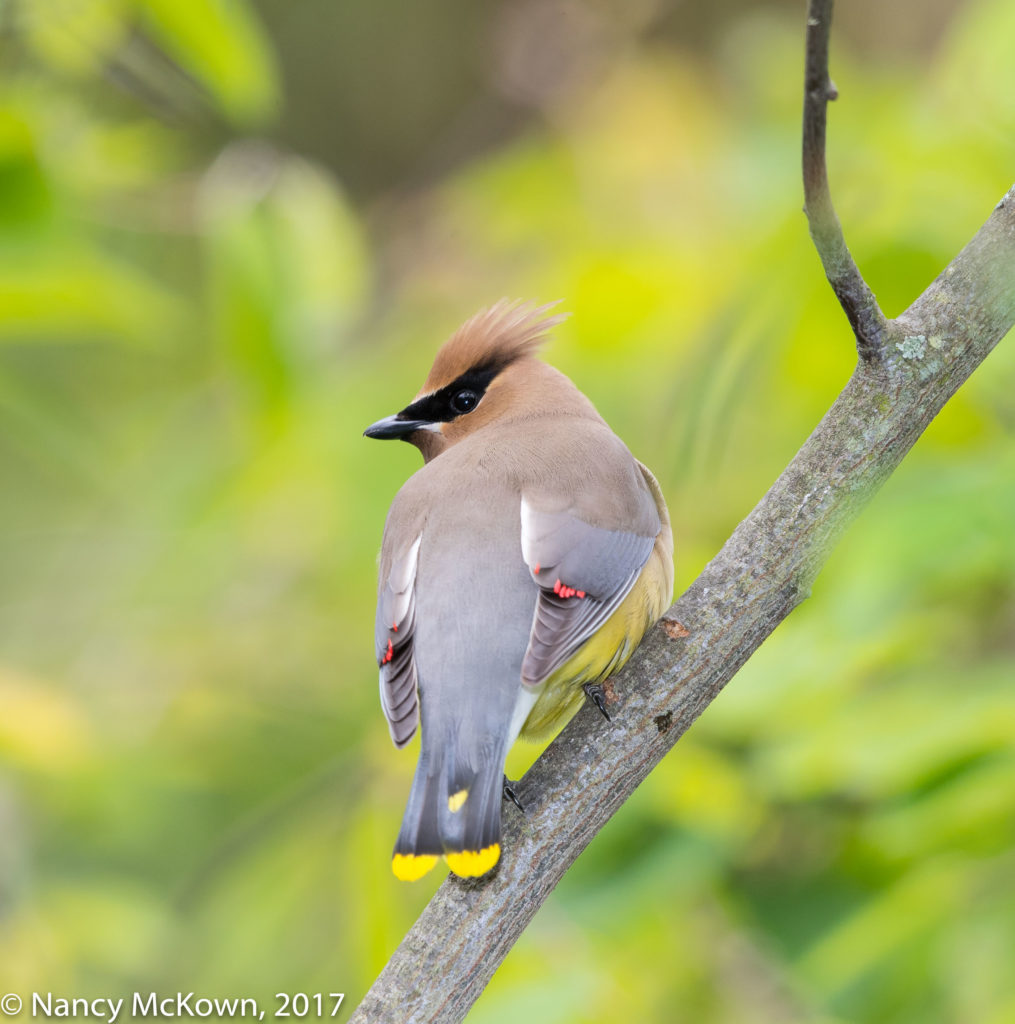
[349,2,1015,1019]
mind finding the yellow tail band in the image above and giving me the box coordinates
[444,844,500,878]
[391,852,439,881]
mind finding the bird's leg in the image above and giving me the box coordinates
[502,775,525,812]
[583,682,612,722]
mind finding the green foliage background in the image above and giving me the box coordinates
[1,1,1014,1021]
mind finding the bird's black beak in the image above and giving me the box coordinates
[363,414,435,440]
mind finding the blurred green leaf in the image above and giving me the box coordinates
[20,0,131,76]
[140,0,279,124]
[0,248,183,344]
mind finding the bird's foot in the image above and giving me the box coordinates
[502,776,525,812]
[583,682,612,722]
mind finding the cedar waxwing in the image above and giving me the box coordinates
[365,301,673,881]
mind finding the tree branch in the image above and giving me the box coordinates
[803,0,888,360]
[349,8,1015,1021]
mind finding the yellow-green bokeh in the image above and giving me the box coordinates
[1,2,1013,1022]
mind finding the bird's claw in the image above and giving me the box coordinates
[502,776,525,812]
[583,682,612,722]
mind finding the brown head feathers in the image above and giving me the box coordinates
[364,300,580,463]
[421,300,567,396]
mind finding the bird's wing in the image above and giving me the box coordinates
[519,494,658,686]
[376,534,422,747]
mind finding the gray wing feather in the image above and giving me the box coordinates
[376,535,422,747]
[520,498,657,686]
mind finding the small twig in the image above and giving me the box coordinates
[802,0,887,361]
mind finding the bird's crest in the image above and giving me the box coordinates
[422,300,567,393]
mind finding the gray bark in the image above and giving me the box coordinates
[348,185,1015,1024]
[349,1,1015,1016]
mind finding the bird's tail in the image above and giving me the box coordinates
[391,738,504,881]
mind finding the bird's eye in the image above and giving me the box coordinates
[450,389,479,414]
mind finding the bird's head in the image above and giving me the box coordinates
[364,300,572,462]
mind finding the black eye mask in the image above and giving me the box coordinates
[396,360,505,424]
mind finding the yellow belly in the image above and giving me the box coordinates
[519,538,672,740]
